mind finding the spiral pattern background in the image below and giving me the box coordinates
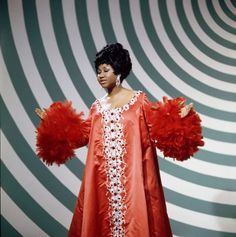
[1,0,236,236]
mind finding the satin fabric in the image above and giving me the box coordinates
[68,92,172,237]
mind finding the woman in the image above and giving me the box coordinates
[36,43,204,237]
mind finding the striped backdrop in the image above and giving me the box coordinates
[1,0,236,236]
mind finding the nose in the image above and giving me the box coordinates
[98,72,104,79]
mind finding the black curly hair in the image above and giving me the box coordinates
[95,43,132,82]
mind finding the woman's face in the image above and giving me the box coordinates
[97,64,117,89]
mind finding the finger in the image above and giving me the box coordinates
[180,104,193,118]
[35,108,45,119]
[163,96,168,104]
[188,103,193,109]
[35,108,42,116]
[35,108,41,113]
[178,100,185,107]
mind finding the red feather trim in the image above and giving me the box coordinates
[36,101,90,165]
[147,97,204,161]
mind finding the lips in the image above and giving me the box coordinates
[99,80,107,84]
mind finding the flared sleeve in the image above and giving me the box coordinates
[142,94,204,161]
[36,101,92,166]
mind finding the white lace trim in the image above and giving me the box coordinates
[95,91,141,237]
[96,91,141,113]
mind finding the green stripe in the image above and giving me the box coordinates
[1,97,76,211]
[191,0,236,50]
[230,0,236,8]
[73,0,152,111]
[141,0,236,100]
[191,0,236,49]
[97,0,163,98]
[22,0,65,101]
[74,0,98,68]
[219,0,236,21]
[2,0,85,192]
[74,0,190,111]
[1,216,22,237]
[49,0,99,178]
[207,0,236,34]
[50,0,95,107]
[173,0,236,68]
[191,0,236,48]
[203,127,236,143]
[194,150,236,167]
[1,162,67,237]
[159,157,236,191]
[174,0,236,73]
[1,0,39,126]
[98,0,117,43]
[66,156,85,180]
[164,187,236,218]
[120,0,236,121]
[171,219,236,237]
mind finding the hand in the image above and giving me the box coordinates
[35,108,46,119]
[180,103,193,118]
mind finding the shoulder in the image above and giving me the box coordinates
[136,91,148,102]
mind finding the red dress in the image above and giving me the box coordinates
[36,91,203,237]
[68,91,172,237]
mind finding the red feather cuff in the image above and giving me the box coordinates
[147,97,204,161]
[36,101,90,165]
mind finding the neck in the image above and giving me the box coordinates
[107,85,123,96]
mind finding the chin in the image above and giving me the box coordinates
[100,84,108,88]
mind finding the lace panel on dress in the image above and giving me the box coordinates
[95,91,141,237]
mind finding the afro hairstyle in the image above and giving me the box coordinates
[95,43,132,82]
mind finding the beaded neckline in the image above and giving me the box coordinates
[96,91,142,113]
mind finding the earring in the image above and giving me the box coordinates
[116,75,121,87]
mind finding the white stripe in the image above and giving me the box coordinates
[36,0,89,113]
[200,114,236,134]
[86,0,107,51]
[162,0,236,69]
[62,0,105,99]
[1,189,49,237]
[175,0,236,63]
[2,134,72,228]
[225,0,236,14]
[1,50,81,196]
[108,0,169,99]
[147,0,236,93]
[8,0,52,109]
[108,0,228,115]
[129,0,236,112]
[109,0,236,134]
[1,47,234,161]
[182,0,236,58]
[201,137,236,156]
[157,136,236,157]
[212,0,236,27]
[199,0,236,41]
[74,146,88,165]
[161,170,236,205]
[167,202,236,233]
[86,0,133,91]
[161,152,236,180]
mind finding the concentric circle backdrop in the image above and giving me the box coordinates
[1,0,236,236]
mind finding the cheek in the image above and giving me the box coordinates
[108,73,116,81]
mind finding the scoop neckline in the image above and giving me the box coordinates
[97,90,142,112]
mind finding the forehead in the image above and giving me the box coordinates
[97,64,113,70]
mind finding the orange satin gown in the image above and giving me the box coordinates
[68,91,173,237]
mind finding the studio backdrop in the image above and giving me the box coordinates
[1,0,236,236]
